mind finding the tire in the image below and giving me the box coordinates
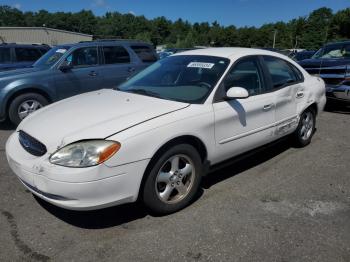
[142,144,203,214]
[8,93,48,126]
[293,108,316,147]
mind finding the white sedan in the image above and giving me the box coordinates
[6,48,326,214]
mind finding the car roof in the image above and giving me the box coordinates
[172,47,288,60]
[325,40,350,46]
[0,43,49,48]
[55,40,153,48]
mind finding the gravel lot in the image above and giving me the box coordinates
[0,108,349,262]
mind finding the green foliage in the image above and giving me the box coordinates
[0,5,349,50]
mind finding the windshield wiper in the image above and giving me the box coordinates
[127,88,161,98]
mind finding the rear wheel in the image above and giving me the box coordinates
[293,108,316,147]
[142,144,203,214]
[8,93,48,125]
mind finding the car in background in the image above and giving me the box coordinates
[0,43,50,71]
[159,48,199,59]
[0,40,158,125]
[6,48,326,214]
[290,50,316,61]
[298,41,350,107]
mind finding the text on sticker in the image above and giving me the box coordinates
[187,62,215,69]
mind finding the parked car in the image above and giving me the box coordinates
[0,40,158,125]
[298,41,350,107]
[290,50,316,61]
[6,48,326,214]
[0,43,50,71]
[159,48,198,59]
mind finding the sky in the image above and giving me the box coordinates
[0,0,349,27]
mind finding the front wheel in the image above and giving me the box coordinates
[8,93,48,125]
[293,108,316,147]
[142,144,203,214]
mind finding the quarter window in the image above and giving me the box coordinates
[264,56,298,89]
[15,48,42,62]
[224,58,263,96]
[66,47,98,67]
[102,46,130,64]
[130,46,157,62]
[0,48,11,63]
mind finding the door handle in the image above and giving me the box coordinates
[263,104,273,111]
[128,67,136,73]
[296,91,304,98]
[88,71,98,77]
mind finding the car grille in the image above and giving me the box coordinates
[18,130,47,156]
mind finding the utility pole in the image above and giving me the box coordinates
[273,30,277,48]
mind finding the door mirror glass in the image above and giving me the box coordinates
[226,87,249,99]
[59,60,73,72]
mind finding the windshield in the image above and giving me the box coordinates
[312,44,350,59]
[119,55,230,103]
[33,46,71,68]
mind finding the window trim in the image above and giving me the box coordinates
[213,55,267,103]
[261,55,304,93]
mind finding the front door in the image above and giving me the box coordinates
[212,56,276,163]
[54,46,102,100]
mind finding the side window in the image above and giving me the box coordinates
[102,46,130,64]
[264,56,299,89]
[66,47,98,67]
[0,48,11,63]
[130,46,157,62]
[15,48,42,62]
[343,44,350,58]
[224,57,263,96]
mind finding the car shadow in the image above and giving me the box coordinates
[324,104,350,114]
[0,120,15,130]
[202,138,291,189]
[35,138,291,229]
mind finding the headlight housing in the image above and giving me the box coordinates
[49,140,121,167]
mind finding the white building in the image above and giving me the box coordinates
[0,27,92,46]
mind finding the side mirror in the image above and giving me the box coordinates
[226,87,249,99]
[58,61,73,72]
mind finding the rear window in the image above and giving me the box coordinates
[0,48,11,63]
[102,46,130,64]
[15,48,42,62]
[131,45,157,62]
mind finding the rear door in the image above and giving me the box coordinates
[100,45,134,89]
[212,56,276,162]
[54,46,103,99]
[262,56,304,137]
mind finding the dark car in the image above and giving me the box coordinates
[298,41,350,107]
[0,43,50,71]
[291,50,316,61]
[0,39,158,125]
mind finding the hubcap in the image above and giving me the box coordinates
[299,112,314,141]
[155,154,195,204]
[18,100,43,120]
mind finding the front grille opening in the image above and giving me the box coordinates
[18,130,47,156]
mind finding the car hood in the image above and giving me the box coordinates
[18,89,189,152]
[0,66,43,79]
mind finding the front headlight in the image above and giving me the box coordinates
[49,140,121,167]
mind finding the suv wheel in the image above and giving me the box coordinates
[293,108,316,147]
[142,144,203,214]
[8,93,48,125]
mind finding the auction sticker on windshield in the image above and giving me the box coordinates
[187,62,215,69]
